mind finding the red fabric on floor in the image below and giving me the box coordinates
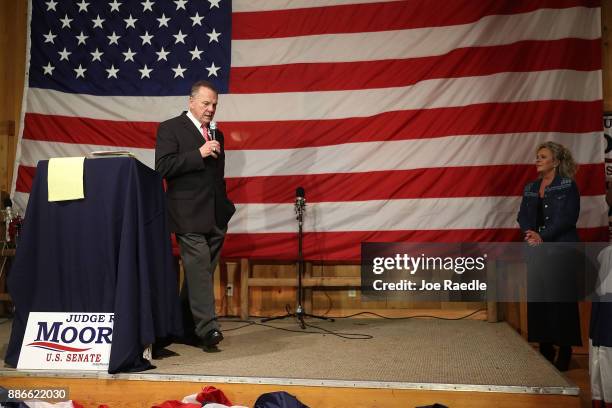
[196,385,233,406]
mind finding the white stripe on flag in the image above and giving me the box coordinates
[232,0,403,12]
[231,7,600,67]
[18,131,603,176]
[18,140,154,169]
[12,192,606,234]
[228,196,607,233]
[222,132,603,177]
[26,70,602,123]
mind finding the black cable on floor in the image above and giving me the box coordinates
[225,307,485,322]
[218,317,372,340]
[324,308,486,320]
[217,307,485,340]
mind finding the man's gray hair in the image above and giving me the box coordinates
[190,80,218,97]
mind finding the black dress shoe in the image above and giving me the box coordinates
[202,329,223,348]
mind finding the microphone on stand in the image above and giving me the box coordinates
[295,187,306,221]
[295,187,305,206]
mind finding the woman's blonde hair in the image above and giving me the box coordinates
[537,141,577,179]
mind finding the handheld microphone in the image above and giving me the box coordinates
[209,121,217,141]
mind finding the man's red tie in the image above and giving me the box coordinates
[201,124,210,141]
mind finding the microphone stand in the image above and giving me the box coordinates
[262,195,334,329]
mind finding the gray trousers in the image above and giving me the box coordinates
[176,226,226,338]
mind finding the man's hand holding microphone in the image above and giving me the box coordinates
[200,140,220,158]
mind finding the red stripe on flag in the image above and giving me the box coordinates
[21,100,599,150]
[224,227,608,260]
[17,163,604,201]
[16,165,36,193]
[222,101,602,150]
[229,39,600,93]
[232,0,599,39]
[23,113,158,148]
[227,164,604,204]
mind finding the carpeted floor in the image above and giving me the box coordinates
[152,318,573,386]
[0,317,576,392]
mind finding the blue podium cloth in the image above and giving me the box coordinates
[5,157,182,373]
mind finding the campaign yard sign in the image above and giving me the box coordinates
[17,312,113,371]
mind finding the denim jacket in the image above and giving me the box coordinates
[517,175,580,242]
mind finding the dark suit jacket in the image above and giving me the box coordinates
[517,174,580,242]
[155,112,235,234]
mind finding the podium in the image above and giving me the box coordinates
[4,157,182,373]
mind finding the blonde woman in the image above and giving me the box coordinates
[517,141,581,371]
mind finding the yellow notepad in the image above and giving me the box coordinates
[48,157,86,202]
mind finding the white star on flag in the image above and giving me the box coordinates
[189,46,203,60]
[191,13,204,26]
[106,64,119,79]
[124,14,137,29]
[172,64,186,78]
[107,31,120,45]
[60,14,73,29]
[92,15,105,29]
[140,31,153,45]
[122,48,136,62]
[58,48,71,61]
[174,0,187,10]
[109,0,121,12]
[206,62,220,77]
[156,47,170,61]
[173,30,187,44]
[90,48,103,62]
[139,64,152,79]
[207,28,220,43]
[45,0,57,11]
[77,0,90,13]
[76,32,89,46]
[74,64,87,78]
[157,14,170,28]
[43,30,56,44]
[42,62,55,75]
[141,0,154,12]
[208,0,220,9]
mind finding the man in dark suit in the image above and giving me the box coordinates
[155,80,235,351]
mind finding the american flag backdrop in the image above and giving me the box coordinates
[12,0,609,260]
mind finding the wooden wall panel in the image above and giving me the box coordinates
[0,0,27,192]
